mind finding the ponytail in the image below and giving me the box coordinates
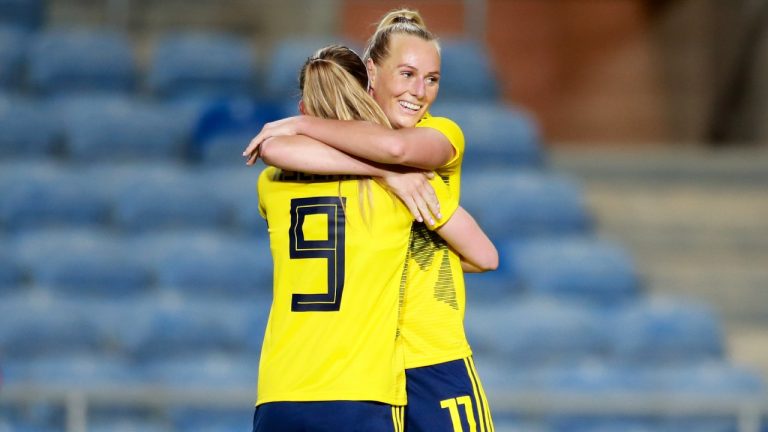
[374,8,427,32]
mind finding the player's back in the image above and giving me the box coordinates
[255,167,413,406]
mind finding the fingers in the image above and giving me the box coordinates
[403,197,424,223]
[243,134,263,159]
[246,151,259,166]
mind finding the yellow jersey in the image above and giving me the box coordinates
[255,167,456,406]
[400,113,470,369]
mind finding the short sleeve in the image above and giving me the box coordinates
[416,115,465,170]
[256,167,273,219]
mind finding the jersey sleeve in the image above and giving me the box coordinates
[426,173,458,231]
[416,115,465,170]
[256,167,273,219]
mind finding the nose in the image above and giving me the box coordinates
[411,78,426,99]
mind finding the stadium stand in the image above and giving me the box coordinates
[432,100,544,169]
[461,169,593,241]
[0,26,29,90]
[0,5,765,431]
[437,37,501,101]
[0,0,45,30]
[27,28,136,95]
[147,32,258,99]
[56,95,190,162]
[511,237,642,306]
[0,94,59,158]
[262,36,359,101]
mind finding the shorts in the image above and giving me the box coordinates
[404,357,494,432]
[252,400,405,432]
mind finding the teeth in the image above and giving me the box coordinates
[399,101,421,111]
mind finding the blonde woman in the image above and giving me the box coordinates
[246,9,497,432]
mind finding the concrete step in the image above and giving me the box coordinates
[551,146,768,378]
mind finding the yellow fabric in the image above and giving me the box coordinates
[255,168,454,406]
[401,114,471,368]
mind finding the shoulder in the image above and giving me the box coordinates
[416,113,464,150]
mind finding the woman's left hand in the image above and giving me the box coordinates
[376,171,441,226]
[243,116,305,165]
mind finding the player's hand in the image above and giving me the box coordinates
[376,172,441,225]
[243,116,304,165]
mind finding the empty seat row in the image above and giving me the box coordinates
[0,92,542,168]
[3,227,273,299]
[465,296,725,366]
[0,295,269,362]
[0,27,503,103]
[1,164,579,241]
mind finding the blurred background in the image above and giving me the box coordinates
[1,0,767,431]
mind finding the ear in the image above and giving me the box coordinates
[366,58,377,91]
[298,99,306,115]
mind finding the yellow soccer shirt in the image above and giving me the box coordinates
[255,167,456,406]
[400,113,470,369]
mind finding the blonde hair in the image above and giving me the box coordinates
[364,8,440,65]
[300,45,392,226]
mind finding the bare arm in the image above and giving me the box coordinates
[259,135,392,177]
[436,207,498,273]
[256,135,441,224]
[244,115,455,170]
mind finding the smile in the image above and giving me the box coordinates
[399,101,421,112]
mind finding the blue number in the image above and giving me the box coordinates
[289,197,346,312]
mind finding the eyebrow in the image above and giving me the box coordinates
[397,63,441,75]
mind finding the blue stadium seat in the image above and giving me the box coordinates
[0,168,111,232]
[0,251,25,293]
[130,299,252,360]
[461,170,593,241]
[170,407,254,432]
[431,101,543,169]
[27,28,136,95]
[610,297,725,365]
[13,229,152,298]
[112,173,232,232]
[0,26,29,89]
[0,296,106,359]
[0,0,44,30]
[141,353,258,390]
[148,32,257,99]
[21,354,137,388]
[512,237,642,305]
[0,95,59,158]
[263,37,357,100]
[150,231,273,299]
[464,297,608,365]
[438,38,501,101]
[191,97,285,163]
[194,166,269,235]
[55,95,190,162]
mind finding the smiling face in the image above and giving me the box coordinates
[367,34,441,129]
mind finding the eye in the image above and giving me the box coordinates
[400,71,413,78]
[426,76,440,85]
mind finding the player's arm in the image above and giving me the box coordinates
[259,135,392,176]
[244,115,454,170]
[436,207,498,273]
[258,135,441,224]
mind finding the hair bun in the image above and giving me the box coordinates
[392,15,415,24]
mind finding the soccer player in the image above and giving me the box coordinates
[252,45,495,432]
[245,9,497,432]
